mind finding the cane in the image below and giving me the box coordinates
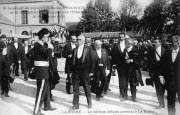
[35,79,45,114]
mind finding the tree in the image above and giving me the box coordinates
[162,0,180,35]
[139,0,180,36]
[117,0,142,31]
[77,0,114,32]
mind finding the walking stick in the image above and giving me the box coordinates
[35,79,45,114]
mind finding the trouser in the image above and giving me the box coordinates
[154,76,165,106]
[34,79,51,114]
[104,63,112,92]
[0,55,10,94]
[167,82,180,115]
[72,71,92,107]
[1,76,9,94]
[117,66,127,98]
[66,65,71,93]
[13,60,19,75]
[96,68,106,98]
[129,83,136,99]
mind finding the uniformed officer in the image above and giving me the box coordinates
[33,28,56,115]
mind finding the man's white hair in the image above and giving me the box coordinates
[95,40,102,44]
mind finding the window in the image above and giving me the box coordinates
[58,11,60,24]
[21,10,28,24]
[39,10,49,24]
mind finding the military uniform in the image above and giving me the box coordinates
[33,42,53,115]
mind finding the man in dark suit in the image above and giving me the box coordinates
[93,40,110,101]
[159,35,180,115]
[33,28,56,115]
[26,40,35,76]
[147,38,166,109]
[102,39,113,94]
[111,33,127,102]
[124,38,144,102]
[62,36,77,94]
[11,37,27,79]
[22,40,31,80]
[0,35,13,97]
[71,35,94,110]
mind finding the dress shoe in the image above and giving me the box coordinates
[44,107,57,111]
[33,111,45,115]
[155,105,165,109]
[108,88,111,91]
[5,93,9,97]
[100,95,104,98]
[96,97,100,101]
[67,91,71,94]
[72,106,79,110]
[132,98,136,102]
[50,98,54,101]
[1,92,4,95]
[33,113,45,115]
[120,97,126,102]
[104,91,107,94]
[88,104,92,109]
[24,78,28,81]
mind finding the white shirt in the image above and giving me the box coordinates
[96,49,101,58]
[14,42,18,49]
[71,42,76,50]
[77,44,84,58]
[2,44,7,55]
[156,46,161,61]
[120,40,125,52]
[25,46,28,54]
[172,48,179,62]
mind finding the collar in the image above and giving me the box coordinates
[96,48,101,51]
[71,42,75,46]
[156,45,161,50]
[78,44,84,49]
[172,47,179,53]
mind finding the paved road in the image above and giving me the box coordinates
[0,59,180,115]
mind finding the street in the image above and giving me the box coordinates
[0,58,180,115]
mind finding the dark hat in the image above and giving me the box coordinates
[0,34,6,39]
[0,40,6,49]
[35,28,49,39]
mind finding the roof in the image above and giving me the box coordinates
[0,13,14,25]
[0,0,66,7]
[83,32,143,38]
[66,22,79,31]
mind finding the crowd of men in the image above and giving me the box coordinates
[0,28,180,115]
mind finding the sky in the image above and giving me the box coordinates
[60,0,153,22]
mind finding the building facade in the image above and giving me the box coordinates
[0,0,66,42]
